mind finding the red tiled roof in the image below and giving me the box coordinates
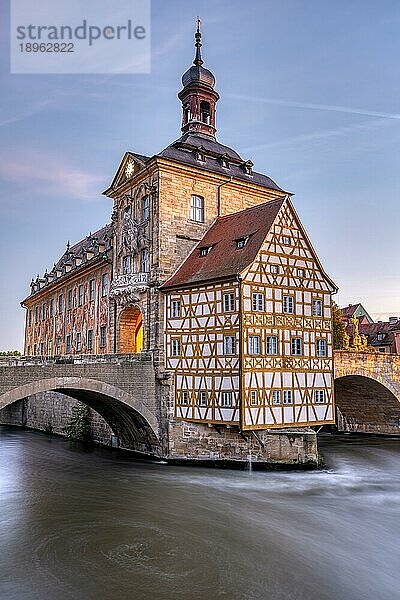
[341,304,358,318]
[161,198,285,289]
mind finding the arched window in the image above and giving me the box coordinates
[200,101,211,124]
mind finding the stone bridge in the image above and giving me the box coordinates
[0,354,166,456]
[0,351,399,456]
[334,350,400,435]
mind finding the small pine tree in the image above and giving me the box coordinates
[332,302,348,350]
[63,402,92,444]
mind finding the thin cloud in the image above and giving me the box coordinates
[226,92,400,120]
[0,98,53,128]
[239,116,389,154]
[0,147,105,200]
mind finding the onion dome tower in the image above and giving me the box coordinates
[178,20,219,139]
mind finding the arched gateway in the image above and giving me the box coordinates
[118,306,143,354]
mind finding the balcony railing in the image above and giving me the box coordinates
[110,272,150,300]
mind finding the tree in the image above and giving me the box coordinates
[332,302,349,350]
[63,402,92,444]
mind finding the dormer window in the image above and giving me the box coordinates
[242,160,253,175]
[219,155,229,169]
[199,246,212,257]
[195,149,205,162]
[377,332,384,341]
[236,237,248,249]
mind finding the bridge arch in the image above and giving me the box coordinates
[0,376,160,456]
[334,374,400,435]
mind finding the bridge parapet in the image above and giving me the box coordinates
[0,352,153,368]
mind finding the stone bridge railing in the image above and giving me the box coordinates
[334,350,400,400]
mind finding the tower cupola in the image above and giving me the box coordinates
[178,20,219,138]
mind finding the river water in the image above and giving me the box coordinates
[0,426,399,600]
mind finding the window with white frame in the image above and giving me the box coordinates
[297,268,305,277]
[171,300,181,318]
[190,195,205,222]
[266,336,278,355]
[235,237,248,249]
[270,264,279,274]
[67,289,73,310]
[252,292,265,312]
[248,335,261,355]
[221,391,233,407]
[283,390,293,404]
[56,337,62,355]
[49,299,54,318]
[76,332,82,352]
[272,390,281,404]
[223,335,235,355]
[42,303,46,321]
[283,296,294,314]
[171,338,181,356]
[291,338,303,355]
[315,390,325,404]
[123,255,131,275]
[316,339,327,357]
[199,246,212,256]
[282,235,291,245]
[250,390,258,406]
[40,342,45,356]
[182,391,189,405]
[312,299,323,317]
[223,292,235,312]
[66,335,71,354]
[199,391,207,406]
[58,294,63,314]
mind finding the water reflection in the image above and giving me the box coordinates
[0,427,399,600]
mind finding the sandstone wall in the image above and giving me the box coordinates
[0,391,114,446]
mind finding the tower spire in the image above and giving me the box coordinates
[194,18,203,66]
[178,21,219,138]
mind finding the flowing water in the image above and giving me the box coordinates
[0,426,399,600]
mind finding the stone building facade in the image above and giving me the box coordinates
[14,24,338,465]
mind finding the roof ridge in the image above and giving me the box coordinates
[216,196,286,221]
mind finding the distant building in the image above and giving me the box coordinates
[341,303,374,325]
[341,304,400,354]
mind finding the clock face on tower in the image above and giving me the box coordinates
[125,160,135,179]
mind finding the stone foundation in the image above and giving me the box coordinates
[0,391,114,446]
[167,420,318,467]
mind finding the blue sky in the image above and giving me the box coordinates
[1,0,400,350]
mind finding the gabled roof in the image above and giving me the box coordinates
[341,303,374,323]
[161,198,285,289]
[103,151,151,195]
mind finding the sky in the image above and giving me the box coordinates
[1,0,400,350]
